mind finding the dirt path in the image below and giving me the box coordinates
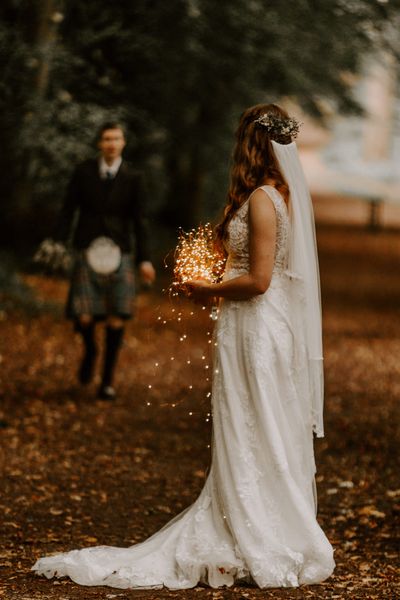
[0,225,399,599]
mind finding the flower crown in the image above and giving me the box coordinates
[253,112,301,140]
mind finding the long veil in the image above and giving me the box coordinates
[271,140,325,438]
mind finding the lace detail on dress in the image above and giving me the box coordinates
[224,185,290,281]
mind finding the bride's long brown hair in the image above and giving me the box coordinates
[215,103,291,245]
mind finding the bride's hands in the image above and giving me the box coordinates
[183,279,215,304]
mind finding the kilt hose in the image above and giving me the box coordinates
[66,253,135,321]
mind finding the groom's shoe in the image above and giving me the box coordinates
[97,384,116,400]
[96,326,123,400]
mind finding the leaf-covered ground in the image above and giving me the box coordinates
[0,224,399,599]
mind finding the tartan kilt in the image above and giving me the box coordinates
[66,252,135,320]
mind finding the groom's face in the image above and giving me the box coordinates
[98,128,126,161]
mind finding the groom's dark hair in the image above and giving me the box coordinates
[97,121,126,141]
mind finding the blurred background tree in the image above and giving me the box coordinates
[0,0,399,253]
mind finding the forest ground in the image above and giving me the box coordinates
[0,223,399,600]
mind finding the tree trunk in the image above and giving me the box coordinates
[13,0,64,225]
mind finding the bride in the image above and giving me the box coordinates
[32,103,335,589]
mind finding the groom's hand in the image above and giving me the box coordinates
[139,261,156,285]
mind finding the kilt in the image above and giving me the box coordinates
[66,252,135,320]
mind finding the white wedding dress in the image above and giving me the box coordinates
[32,185,335,589]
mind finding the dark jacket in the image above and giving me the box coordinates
[56,159,151,264]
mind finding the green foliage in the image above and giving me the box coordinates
[0,0,398,243]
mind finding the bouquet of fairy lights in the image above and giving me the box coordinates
[172,223,226,293]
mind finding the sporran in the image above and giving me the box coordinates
[85,236,122,275]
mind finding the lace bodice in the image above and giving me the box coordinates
[224,185,290,279]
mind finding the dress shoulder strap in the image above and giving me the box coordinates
[254,185,288,217]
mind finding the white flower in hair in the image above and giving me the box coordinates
[253,113,301,141]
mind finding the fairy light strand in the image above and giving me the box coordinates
[147,224,226,424]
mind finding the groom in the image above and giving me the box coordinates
[56,122,156,399]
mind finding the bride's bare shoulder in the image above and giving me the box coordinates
[248,189,276,233]
[248,188,275,213]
